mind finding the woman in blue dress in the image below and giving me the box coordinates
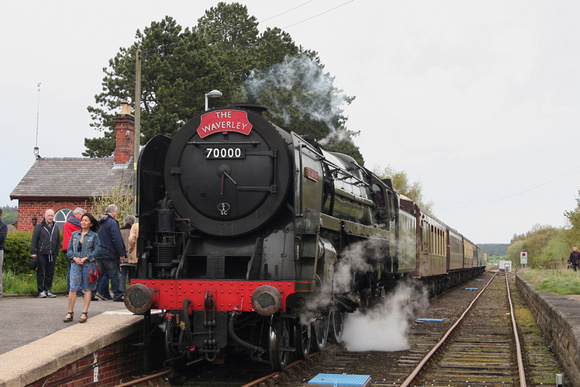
[64,213,101,323]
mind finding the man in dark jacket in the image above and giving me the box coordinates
[30,209,61,298]
[569,247,580,271]
[97,204,126,301]
[0,208,8,298]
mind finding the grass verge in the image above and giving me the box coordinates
[518,268,580,295]
[2,270,68,295]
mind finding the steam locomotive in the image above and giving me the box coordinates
[124,104,486,370]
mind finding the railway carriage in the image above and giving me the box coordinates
[476,246,488,267]
[448,229,464,271]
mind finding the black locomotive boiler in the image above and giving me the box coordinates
[124,103,485,370]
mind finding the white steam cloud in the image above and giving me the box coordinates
[342,280,429,352]
[240,54,351,132]
[297,238,387,326]
[333,240,376,293]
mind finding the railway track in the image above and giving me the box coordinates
[402,272,525,385]
[276,271,567,386]
[122,271,569,386]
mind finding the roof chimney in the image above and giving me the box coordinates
[120,98,132,116]
[113,99,135,166]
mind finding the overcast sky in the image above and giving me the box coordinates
[2,1,579,244]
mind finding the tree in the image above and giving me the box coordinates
[542,231,570,269]
[196,1,259,87]
[564,190,580,247]
[507,224,564,268]
[85,16,226,157]
[373,165,433,212]
[1,205,18,225]
[507,238,527,267]
[255,27,301,69]
[84,3,363,164]
[91,182,133,227]
[237,55,361,164]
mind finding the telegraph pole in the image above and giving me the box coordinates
[133,49,141,214]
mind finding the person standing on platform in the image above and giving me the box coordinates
[64,213,101,323]
[569,247,580,271]
[95,272,112,300]
[127,218,139,283]
[0,209,8,298]
[96,204,126,302]
[62,207,84,295]
[120,215,136,292]
[30,209,61,298]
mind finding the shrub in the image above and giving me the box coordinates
[3,231,68,275]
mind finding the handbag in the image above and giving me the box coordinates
[28,257,37,270]
[89,261,101,284]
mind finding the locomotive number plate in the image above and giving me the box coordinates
[204,147,246,159]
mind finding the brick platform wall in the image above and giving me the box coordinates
[28,331,143,387]
[516,274,580,387]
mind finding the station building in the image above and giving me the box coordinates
[10,101,135,231]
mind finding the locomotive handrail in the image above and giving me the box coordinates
[174,237,191,279]
[334,187,374,206]
[297,142,305,216]
[188,140,262,146]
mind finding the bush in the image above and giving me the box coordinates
[3,231,68,276]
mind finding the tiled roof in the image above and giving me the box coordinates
[10,157,133,199]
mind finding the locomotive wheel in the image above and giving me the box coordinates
[293,321,311,360]
[164,319,179,357]
[329,310,345,344]
[269,315,290,370]
[312,314,329,351]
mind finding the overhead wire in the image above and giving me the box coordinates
[260,1,313,23]
[437,166,580,210]
[261,0,354,30]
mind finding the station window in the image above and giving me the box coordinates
[55,208,72,231]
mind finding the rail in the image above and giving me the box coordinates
[400,272,527,386]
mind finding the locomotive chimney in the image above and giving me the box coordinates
[113,98,135,166]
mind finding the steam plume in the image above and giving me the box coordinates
[342,280,429,352]
[240,54,352,132]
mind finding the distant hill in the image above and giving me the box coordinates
[479,244,508,256]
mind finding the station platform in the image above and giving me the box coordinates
[0,294,143,386]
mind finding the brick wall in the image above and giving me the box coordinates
[17,200,96,231]
[28,331,144,387]
[516,274,580,386]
